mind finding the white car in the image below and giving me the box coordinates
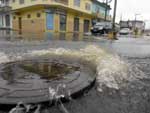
[119,28,132,35]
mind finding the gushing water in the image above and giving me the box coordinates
[48,84,71,113]
[27,45,146,91]
[0,45,146,92]
[0,52,9,64]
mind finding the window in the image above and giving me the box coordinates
[74,0,80,7]
[84,19,90,32]
[37,13,41,18]
[85,3,91,11]
[19,0,24,4]
[27,14,31,18]
[60,14,67,31]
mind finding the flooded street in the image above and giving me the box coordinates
[0,30,150,113]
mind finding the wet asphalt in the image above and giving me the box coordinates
[0,31,150,113]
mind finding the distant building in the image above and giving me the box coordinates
[120,20,145,31]
[0,0,12,29]
[120,21,129,28]
[91,0,111,25]
[145,20,150,30]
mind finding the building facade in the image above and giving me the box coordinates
[91,0,111,25]
[10,0,111,33]
[120,20,145,30]
[120,20,145,35]
[11,0,94,33]
[0,0,12,29]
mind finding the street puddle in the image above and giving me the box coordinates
[1,61,80,82]
[21,61,79,80]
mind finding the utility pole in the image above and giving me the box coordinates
[112,0,117,39]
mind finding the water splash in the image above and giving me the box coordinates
[9,83,71,113]
[28,45,146,92]
[1,45,146,92]
[9,102,27,113]
[48,84,70,113]
[0,52,9,64]
[9,102,41,113]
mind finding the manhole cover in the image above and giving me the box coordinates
[0,57,96,105]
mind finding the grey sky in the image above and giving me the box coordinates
[99,0,150,20]
[113,0,149,21]
[98,0,150,28]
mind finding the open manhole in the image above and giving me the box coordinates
[0,57,96,105]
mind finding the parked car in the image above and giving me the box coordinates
[119,28,132,35]
[91,22,112,35]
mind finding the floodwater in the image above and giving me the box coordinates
[1,60,80,81]
[0,30,150,113]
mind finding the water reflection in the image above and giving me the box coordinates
[0,60,80,84]
[0,30,94,42]
[72,33,80,41]
[1,63,15,84]
[59,33,66,40]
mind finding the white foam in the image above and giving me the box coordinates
[25,45,146,92]
[0,52,9,64]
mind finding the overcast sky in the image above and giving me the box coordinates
[98,0,150,28]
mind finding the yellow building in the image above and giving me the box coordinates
[11,0,93,33]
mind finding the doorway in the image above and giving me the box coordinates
[18,17,22,34]
[84,19,90,33]
[74,17,79,32]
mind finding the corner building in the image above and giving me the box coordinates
[11,0,93,33]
